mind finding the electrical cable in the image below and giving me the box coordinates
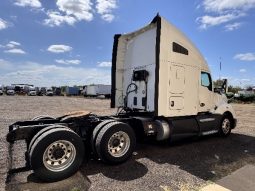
[124,83,137,111]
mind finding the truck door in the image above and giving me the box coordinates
[169,65,185,111]
[199,72,214,112]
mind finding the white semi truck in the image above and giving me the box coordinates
[6,15,236,182]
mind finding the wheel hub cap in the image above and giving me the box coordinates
[107,131,130,158]
[222,118,231,134]
[52,147,65,159]
[43,140,76,172]
[112,139,120,147]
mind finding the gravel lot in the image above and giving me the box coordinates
[0,96,254,191]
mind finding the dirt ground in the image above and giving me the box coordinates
[0,96,254,191]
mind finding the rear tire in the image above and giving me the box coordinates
[91,120,115,157]
[95,122,136,164]
[28,125,69,153]
[219,114,232,137]
[29,128,84,182]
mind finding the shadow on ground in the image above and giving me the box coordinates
[81,133,255,182]
[6,171,90,191]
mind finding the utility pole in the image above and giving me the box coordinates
[219,57,222,80]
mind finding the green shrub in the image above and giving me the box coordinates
[237,94,255,102]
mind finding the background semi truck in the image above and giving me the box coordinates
[6,15,236,182]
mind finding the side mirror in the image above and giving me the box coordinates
[221,79,228,93]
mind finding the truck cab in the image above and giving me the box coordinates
[6,86,15,96]
[46,88,53,96]
[28,87,37,96]
[111,14,236,136]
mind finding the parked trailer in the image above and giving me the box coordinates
[84,84,111,98]
[6,15,237,182]
[66,86,79,96]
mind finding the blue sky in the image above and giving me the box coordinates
[0,0,254,87]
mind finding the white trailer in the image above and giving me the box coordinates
[85,84,111,98]
[6,15,236,182]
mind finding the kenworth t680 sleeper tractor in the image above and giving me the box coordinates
[6,15,236,182]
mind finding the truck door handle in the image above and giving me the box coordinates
[200,103,205,107]
[171,101,174,107]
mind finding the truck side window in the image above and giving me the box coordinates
[201,72,212,91]
[172,42,188,55]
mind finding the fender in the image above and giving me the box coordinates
[214,101,236,118]
[213,101,237,128]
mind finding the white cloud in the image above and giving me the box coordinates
[16,0,118,26]
[239,69,246,72]
[224,22,242,31]
[96,0,117,14]
[44,11,77,27]
[203,0,255,13]
[9,41,21,46]
[98,61,112,67]
[96,0,117,22]
[0,18,9,30]
[4,48,26,54]
[101,14,115,22]
[56,0,93,21]
[234,53,255,61]
[0,61,110,86]
[44,0,93,26]
[0,41,21,49]
[55,59,81,65]
[6,41,21,48]
[47,44,72,53]
[197,0,255,30]
[14,0,42,8]
[2,41,26,54]
[197,13,244,29]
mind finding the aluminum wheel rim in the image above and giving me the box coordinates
[43,140,76,172]
[108,131,130,158]
[222,118,231,134]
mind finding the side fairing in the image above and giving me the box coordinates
[112,23,157,112]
